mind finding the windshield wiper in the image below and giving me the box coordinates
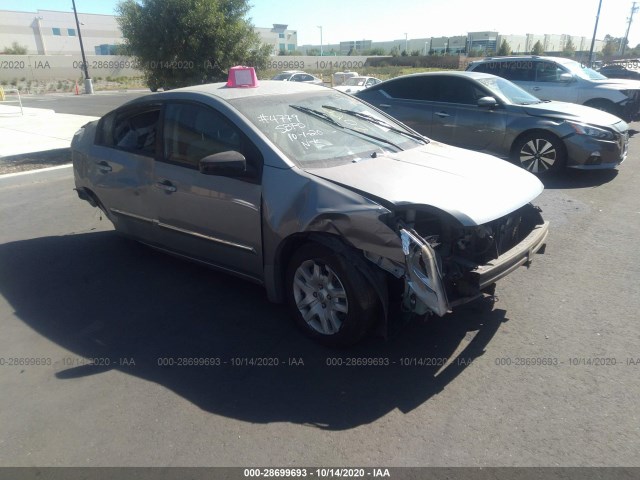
[322,105,429,144]
[290,104,343,128]
[290,104,404,151]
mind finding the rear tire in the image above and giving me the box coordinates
[285,243,378,347]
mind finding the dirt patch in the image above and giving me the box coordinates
[0,148,71,175]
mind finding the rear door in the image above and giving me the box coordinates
[151,101,264,279]
[357,76,437,137]
[89,104,160,240]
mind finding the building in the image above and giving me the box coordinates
[254,24,298,55]
[0,9,122,55]
[339,40,372,55]
[467,31,499,53]
[0,9,299,57]
[0,8,605,59]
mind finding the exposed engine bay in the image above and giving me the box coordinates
[367,203,548,317]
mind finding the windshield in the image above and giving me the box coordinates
[476,76,542,105]
[230,90,425,168]
[561,59,607,80]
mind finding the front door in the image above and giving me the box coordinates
[152,101,264,280]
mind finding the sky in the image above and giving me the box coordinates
[1,0,639,48]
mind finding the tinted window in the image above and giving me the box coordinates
[163,103,242,169]
[435,77,486,104]
[380,76,440,101]
[111,107,160,156]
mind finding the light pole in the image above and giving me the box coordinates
[404,33,408,54]
[318,26,323,56]
[621,2,639,56]
[588,0,603,67]
[72,0,93,94]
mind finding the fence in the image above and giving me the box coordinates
[0,86,24,115]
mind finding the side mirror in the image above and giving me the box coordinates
[559,73,574,83]
[199,150,246,176]
[477,96,498,108]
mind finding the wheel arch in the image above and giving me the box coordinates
[271,231,390,337]
[510,128,566,158]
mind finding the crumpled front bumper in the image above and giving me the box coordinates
[400,220,550,316]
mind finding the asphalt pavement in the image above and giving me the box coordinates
[0,90,149,175]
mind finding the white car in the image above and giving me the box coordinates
[334,76,382,94]
[467,56,640,120]
[271,70,323,85]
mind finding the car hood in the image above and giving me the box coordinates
[305,142,544,226]
[522,101,627,130]
[591,78,640,89]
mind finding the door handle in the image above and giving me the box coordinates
[435,111,450,118]
[96,161,112,173]
[155,180,177,193]
[533,87,541,91]
[378,104,391,108]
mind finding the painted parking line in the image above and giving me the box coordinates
[0,163,72,179]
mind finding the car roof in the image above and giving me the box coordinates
[478,55,577,64]
[123,80,329,106]
[384,71,497,81]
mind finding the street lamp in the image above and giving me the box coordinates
[588,0,602,67]
[72,0,93,94]
[318,26,323,56]
[404,33,408,54]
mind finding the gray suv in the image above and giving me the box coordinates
[466,56,640,120]
[355,71,629,174]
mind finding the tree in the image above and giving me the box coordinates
[363,47,386,56]
[117,0,272,89]
[602,34,627,57]
[497,39,512,56]
[531,40,544,55]
[2,42,28,54]
[563,38,576,57]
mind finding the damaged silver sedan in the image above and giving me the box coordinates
[71,71,549,346]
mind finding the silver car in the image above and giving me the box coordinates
[72,77,548,346]
[355,71,629,174]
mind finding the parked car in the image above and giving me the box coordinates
[466,55,640,120]
[355,71,629,174]
[72,69,548,346]
[334,76,382,94]
[599,63,640,80]
[332,71,359,86]
[271,70,323,85]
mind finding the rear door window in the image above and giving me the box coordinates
[108,106,161,156]
[380,76,440,101]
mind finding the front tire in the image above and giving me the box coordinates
[285,243,378,347]
[511,131,566,175]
